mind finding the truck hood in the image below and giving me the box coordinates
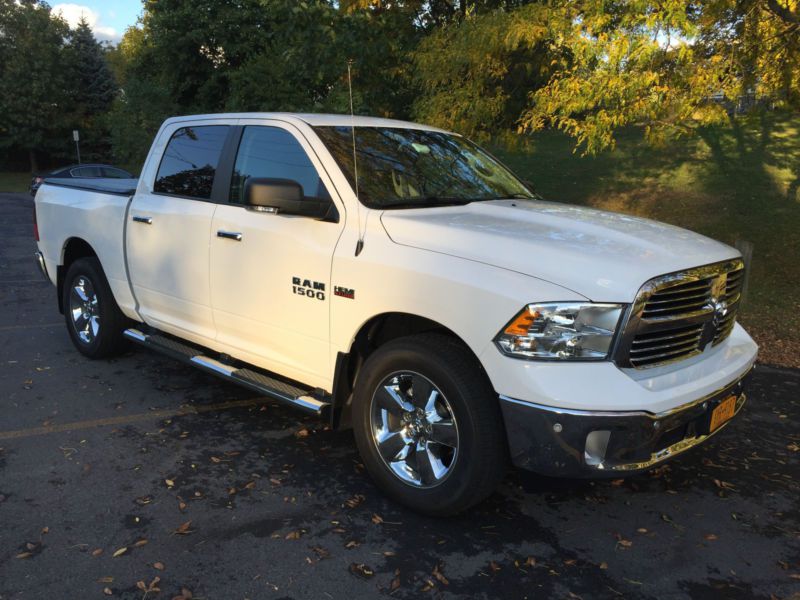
[380,199,739,301]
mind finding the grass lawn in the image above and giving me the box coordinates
[0,171,30,193]
[497,112,800,368]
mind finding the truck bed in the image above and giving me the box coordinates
[42,177,138,196]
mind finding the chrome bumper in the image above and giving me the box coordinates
[499,367,752,477]
[35,251,49,281]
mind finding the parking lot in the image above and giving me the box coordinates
[0,191,798,599]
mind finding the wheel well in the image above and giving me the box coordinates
[332,312,479,429]
[57,238,98,314]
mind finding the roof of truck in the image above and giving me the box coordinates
[162,113,452,133]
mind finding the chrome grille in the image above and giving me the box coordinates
[640,277,714,319]
[615,259,745,369]
[628,323,705,367]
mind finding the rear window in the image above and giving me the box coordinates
[154,126,229,199]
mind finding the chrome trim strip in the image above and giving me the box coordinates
[123,328,148,343]
[498,365,753,420]
[294,395,328,412]
[190,356,236,376]
[132,215,153,224]
[34,251,49,281]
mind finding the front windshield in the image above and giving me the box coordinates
[313,126,534,209]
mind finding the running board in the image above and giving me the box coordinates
[123,328,330,418]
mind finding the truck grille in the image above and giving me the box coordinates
[616,260,745,369]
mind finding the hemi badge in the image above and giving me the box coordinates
[334,286,355,299]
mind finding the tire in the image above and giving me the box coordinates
[62,257,129,359]
[352,333,507,515]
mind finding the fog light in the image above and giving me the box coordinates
[584,430,611,468]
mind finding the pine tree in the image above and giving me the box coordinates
[69,17,117,114]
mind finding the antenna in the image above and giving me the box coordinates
[347,59,364,257]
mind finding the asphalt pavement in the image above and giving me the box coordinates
[1,192,798,599]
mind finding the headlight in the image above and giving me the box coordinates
[495,303,626,360]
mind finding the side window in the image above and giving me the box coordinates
[154,125,229,199]
[72,166,103,178]
[230,126,330,204]
[102,167,128,179]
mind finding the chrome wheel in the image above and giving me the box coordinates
[369,371,459,488]
[68,275,100,344]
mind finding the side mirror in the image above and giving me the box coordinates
[245,177,334,220]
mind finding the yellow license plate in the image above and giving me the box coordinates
[710,395,737,432]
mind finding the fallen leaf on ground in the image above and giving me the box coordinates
[165,479,175,488]
[153,562,165,570]
[432,563,449,585]
[103,587,112,596]
[173,521,193,535]
[489,560,501,573]
[92,548,103,557]
[133,539,148,547]
[15,552,32,559]
[349,563,374,579]
[172,586,193,599]
[705,534,719,541]
[371,514,384,525]
[285,530,302,540]
[112,547,127,558]
[343,494,364,508]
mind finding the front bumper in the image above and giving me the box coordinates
[499,367,751,476]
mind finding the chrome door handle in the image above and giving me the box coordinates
[132,215,152,224]
[217,230,243,241]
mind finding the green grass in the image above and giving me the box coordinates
[496,112,800,367]
[0,172,31,193]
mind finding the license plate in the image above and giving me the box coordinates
[710,395,737,432]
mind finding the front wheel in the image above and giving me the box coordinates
[62,257,129,358]
[352,334,507,515]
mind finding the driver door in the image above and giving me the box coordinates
[209,122,345,388]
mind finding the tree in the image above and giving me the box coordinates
[66,17,118,161]
[0,0,72,171]
[517,0,800,153]
[412,4,569,140]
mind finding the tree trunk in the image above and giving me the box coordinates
[28,148,39,174]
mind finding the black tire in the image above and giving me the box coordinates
[352,333,507,515]
[62,257,129,359]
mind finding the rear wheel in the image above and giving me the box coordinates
[63,257,128,358]
[352,334,507,515]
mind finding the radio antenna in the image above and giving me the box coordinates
[347,59,364,257]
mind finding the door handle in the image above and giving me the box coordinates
[217,230,243,242]
[132,215,152,224]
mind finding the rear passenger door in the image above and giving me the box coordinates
[127,123,231,343]
[209,122,345,387]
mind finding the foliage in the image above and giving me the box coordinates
[411,4,571,140]
[0,0,72,171]
[517,0,800,153]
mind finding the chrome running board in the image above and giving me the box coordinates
[123,328,330,418]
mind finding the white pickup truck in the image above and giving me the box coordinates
[34,113,758,514]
